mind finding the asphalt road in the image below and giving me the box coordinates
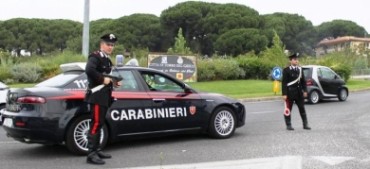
[1,91,370,169]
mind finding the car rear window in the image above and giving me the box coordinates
[36,72,82,87]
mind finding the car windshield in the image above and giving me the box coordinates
[36,72,81,87]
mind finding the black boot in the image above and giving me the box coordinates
[286,125,294,130]
[87,152,105,165]
[285,116,294,130]
[97,150,112,159]
[301,114,311,130]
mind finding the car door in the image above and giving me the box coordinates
[318,67,341,95]
[139,70,205,131]
[107,70,154,137]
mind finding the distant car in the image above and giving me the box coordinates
[302,65,348,104]
[0,81,9,125]
[2,61,246,155]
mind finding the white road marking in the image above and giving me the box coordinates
[0,141,18,144]
[122,156,302,169]
[249,110,276,114]
[312,156,355,166]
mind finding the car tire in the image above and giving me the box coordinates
[208,107,236,139]
[308,90,320,104]
[65,115,108,155]
[338,88,348,101]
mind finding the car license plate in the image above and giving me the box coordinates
[3,118,13,128]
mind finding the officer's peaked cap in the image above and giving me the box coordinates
[288,53,299,60]
[100,33,117,43]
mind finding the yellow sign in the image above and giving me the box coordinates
[273,80,280,94]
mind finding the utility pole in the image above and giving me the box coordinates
[82,0,90,57]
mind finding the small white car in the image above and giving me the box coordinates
[0,81,9,124]
[302,65,348,104]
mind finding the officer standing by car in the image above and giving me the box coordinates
[282,53,311,131]
[85,33,121,165]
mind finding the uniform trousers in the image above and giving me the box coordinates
[87,104,108,153]
[284,88,309,127]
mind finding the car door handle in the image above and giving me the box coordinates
[153,99,166,103]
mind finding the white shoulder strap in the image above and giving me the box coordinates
[287,67,302,86]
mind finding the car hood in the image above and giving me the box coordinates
[198,92,239,103]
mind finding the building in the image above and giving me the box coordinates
[315,36,370,56]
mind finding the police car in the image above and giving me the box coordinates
[0,81,9,125]
[2,61,245,155]
[302,65,348,104]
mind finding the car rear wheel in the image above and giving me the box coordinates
[308,90,320,104]
[208,107,236,139]
[338,88,348,101]
[66,115,108,155]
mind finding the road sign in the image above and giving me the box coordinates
[272,67,282,80]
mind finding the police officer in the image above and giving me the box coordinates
[85,33,121,165]
[282,53,311,131]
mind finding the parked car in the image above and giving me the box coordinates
[2,61,246,155]
[0,81,9,125]
[302,65,348,104]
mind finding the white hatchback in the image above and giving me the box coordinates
[0,81,9,124]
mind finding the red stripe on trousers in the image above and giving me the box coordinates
[91,104,100,134]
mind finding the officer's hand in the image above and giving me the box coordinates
[303,92,308,98]
[283,95,287,100]
[114,81,122,88]
[103,77,112,85]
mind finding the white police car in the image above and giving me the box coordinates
[0,81,9,125]
[302,65,348,104]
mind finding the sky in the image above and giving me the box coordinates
[0,0,369,33]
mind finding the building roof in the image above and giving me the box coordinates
[317,36,370,46]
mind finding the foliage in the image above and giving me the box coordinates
[214,28,268,56]
[11,63,42,83]
[260,31,288,67]
[262,13,316,55]
[316,20,367,41]
[167,28,192,55]
[197,58,243,81]
[236,56,274,79]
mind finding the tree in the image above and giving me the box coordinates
[167,28,192,54]
[261,31,287,67]
[214,28,268,56]
[316,20,368,41]
[160,1,263,56]
[262,13,316,55]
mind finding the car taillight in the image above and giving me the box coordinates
[17,96,46,104]
[306,79,314,86]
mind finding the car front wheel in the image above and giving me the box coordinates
[208,107,236,139]
[308,90,320,104]
[338,88,348,101]
[66,115,108,155]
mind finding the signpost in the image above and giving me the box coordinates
[272,67,282,95]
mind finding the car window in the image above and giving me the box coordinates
[112,70,140,92]
[302,68,311,79]
[36,71,83,88]
[319,68,336,79]
[140,72,184,92]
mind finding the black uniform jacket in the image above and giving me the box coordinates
[85,51,113,107]
[282,66,307,99]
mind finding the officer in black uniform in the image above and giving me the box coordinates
[85,33,121,165]
[282,53,311,131]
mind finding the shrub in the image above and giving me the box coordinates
[236,56,274,79]
[197,58,244,81]
[11,63,42,83]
